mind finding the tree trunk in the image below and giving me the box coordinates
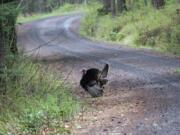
[0,25,5,68]
[111,0,116,16]
[151,0,165,9]
[103,0,111,14]
[5,9,18,55]
[117,0,127,13]
[1,0,18,97]
[0,1,18,63]
[144,0,148,6]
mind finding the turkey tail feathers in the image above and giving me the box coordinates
[86,85,103,98]
[99,63,109,79]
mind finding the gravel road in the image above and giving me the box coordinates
[17,14,180,135]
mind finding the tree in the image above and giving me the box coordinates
[0,25,5,69]
[144,0,148,6]
[0,0,19,76]
[0,1,18,55]
[0,1,18,96]
[103,0,111,14]
[117,0,127,13]
[151,0,165,9]
[111,0,116,16]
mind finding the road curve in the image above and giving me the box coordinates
[17,14,180,135]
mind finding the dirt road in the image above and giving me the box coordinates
[17,14,180,135]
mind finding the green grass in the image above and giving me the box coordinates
[80,3,180,55]
[17,3,83,23]
[175,68,180,74]
[0,55,80,135]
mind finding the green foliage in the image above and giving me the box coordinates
[0,56,79,134]
[17,3,82,23]
[0,2,80,135]
[79,2,101,37]
[80,3,180,55]
[59,3,76,12]
[175,68,180,74]
[0,2,19,54]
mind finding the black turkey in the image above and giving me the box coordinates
[80,64,109,97]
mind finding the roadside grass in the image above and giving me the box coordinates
[80,3,180,55]
[17,3,84,23]
[175,67,180,74]
[0,55,80,135]
[1,2,82,135]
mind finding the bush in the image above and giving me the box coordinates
[58,3,76,12]
[0,55,79,134]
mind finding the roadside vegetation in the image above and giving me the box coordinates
[0,1,80,134]
[0,56,79,134]
[175,67,180,74]
[80,0,180,55]
[17,3,82,23]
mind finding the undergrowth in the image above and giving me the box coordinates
[80,2,180,55]
[0,55,79,135]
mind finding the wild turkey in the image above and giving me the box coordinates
[80,64,109,97]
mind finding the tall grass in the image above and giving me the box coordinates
[0,55,79,134]
[80,3,180,55]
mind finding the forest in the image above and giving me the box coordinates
[0,0,180,135]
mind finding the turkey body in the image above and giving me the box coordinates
[80,64,109,97]
[80,68,99,90]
